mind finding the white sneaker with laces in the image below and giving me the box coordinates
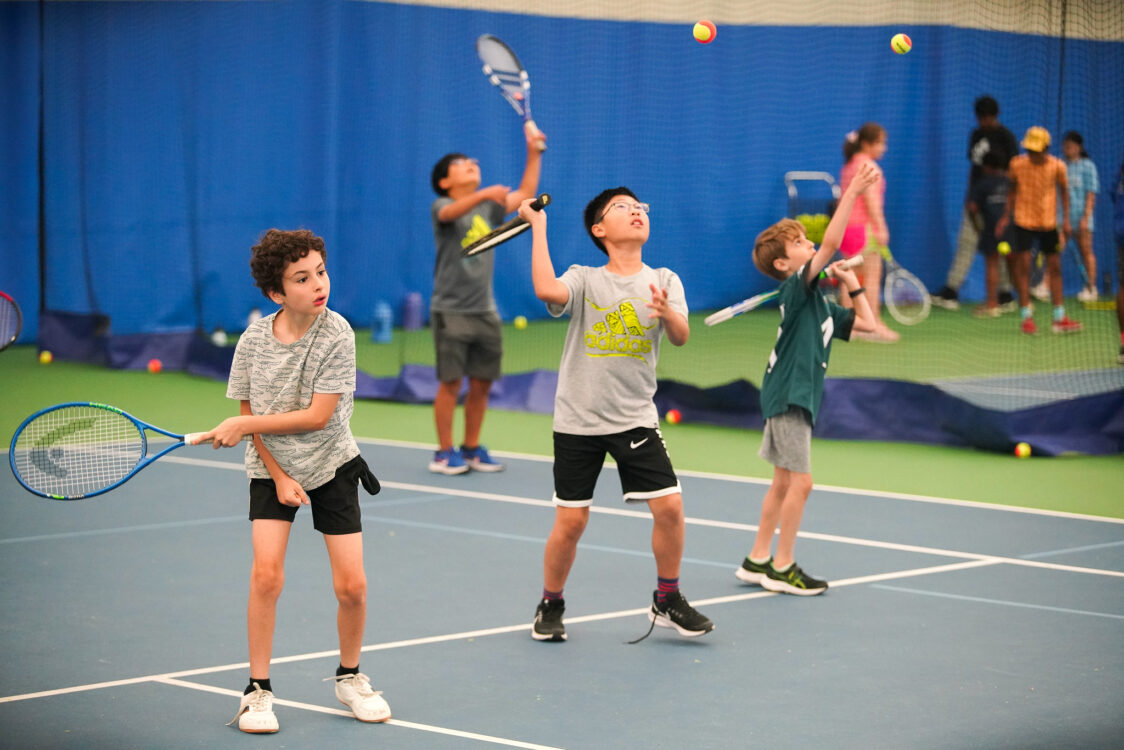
[330,673,391,722]
[228,683,278,734]
[1030,281,1050,302]
[1076,286,1098,302]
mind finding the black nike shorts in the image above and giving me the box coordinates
[552,427,680,507]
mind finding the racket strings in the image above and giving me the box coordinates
[0,298,18,341]
[12,406,144,497]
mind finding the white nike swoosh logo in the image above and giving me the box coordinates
[630,438,649,449]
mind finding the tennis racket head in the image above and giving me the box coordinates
[0,291,23,352]
[9,402,166,500]
[884,269,931,325]
[476,34,546,151]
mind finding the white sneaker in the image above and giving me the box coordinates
[228,683,278,734]
[330,673,391,722]
[1076,286,1098,302]
[1030,281,1050,302]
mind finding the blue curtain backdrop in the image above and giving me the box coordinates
[4,1,1123,339]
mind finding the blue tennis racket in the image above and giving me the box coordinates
[9,402,216,500]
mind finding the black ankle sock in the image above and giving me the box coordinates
[336,664,359,677]
[246,678,272,694]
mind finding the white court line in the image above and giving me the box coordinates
[152,677,564,750]
[352,437,1124,525]
[0,557,998,707]
[872,584,1124,621]
[129,457,1124,580]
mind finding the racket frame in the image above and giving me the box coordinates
[9,401,197,500]
[463,193,551,257]
[476,34,546,151]
[878,246,931,325]
[0,291,23,352]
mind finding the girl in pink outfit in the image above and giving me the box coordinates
[840,123,899,342]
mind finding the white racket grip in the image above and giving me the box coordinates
[525,120,546,151]
[826,255,864,276]
[183,433,252,446]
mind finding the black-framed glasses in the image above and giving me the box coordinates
[449,157,479,167]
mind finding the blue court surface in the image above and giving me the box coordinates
[2,440,1121,749]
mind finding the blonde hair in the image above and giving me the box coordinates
[753,218,804,281]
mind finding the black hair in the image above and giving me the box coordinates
[430,152,468,196]
[1062,131,1089,158]
[583,186,640,255]
[974,95,999,118]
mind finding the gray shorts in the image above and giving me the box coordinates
[759,406,813,474]
[432,310,502,383]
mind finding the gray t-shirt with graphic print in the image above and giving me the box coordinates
[546,263,687,435]
[226,308,359,490]
[430,196,506,313]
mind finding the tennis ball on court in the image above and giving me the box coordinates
[38,350,53,365]
[514,315,528,330]
[891,33,912,54]
[666,408,682,424]
[147,358,163,374]
[1014,442,1031,458]
[693,20,716,44]
[997,241,1011,255]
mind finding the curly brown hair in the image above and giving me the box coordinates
[752,219,804,282]
[249,229,327,299]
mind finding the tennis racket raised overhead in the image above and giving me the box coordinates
[463,193,550,257]
[476,34,546,151]
[9,402,224,500]
[0,291,22,352]
[879,246,931,325]
[705,255,865,326]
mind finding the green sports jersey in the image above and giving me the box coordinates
[759,266,855,424]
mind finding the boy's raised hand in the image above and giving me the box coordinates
[646,283,671,319]
[481,184,511,204]
[517,196,547,227]
[829,260,860,289]
[848,161,880,195]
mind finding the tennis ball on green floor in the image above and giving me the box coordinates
[1014,442,1031,458]
[514,315,528,330]
[666,409,682,424]
[147,358,163,374]
[38,350,53,364]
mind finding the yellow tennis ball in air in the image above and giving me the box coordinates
[997,241,1011,255]
[891,33,912,54]
[514,315,528,330]
[1014,442,1031,458]
[38,350,53,364]
[693,20,716,44]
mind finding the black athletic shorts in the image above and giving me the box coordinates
[552,427,680,507]
[1013,225,1060,255]
[248,454,379,535]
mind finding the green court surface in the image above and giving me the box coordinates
[2,345,1120,519]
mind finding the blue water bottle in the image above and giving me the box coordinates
[402,292,423,331]
[372,301,392,343]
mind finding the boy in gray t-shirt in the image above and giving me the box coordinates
[426,125,544,476]
[196,230,386,733]
[516,187,714,644]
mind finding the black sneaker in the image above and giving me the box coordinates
[649,590,714,637]
[735,556,772,585]
[761,561,828,596]
[531,598,566,641]
[930,286,960,310]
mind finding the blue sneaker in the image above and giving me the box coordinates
[461,444,504,472]
[429,448,469,475]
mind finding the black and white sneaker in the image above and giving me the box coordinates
[649,590,714,637]
[930,286,960,310]
[735,556,772,585]
[761,561,828,596]
[531,598,566,641]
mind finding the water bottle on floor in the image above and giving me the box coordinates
[372,301,392,343]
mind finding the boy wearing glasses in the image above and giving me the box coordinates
[515,188,714,643]
[427,127,545,475]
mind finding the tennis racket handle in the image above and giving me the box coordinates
[525,120,546,151]
[528,193,550,211]
[183,433,253,446]
[825,255,864,276]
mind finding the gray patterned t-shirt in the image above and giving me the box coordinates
[546,263,687,435]
[226,308,359,490]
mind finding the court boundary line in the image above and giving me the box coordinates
[151,677,565,750]
[0,558,997,706]
[353,437,1124,524]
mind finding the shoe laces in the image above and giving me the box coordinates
[325,672,381,698]
[226,683,272,726]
